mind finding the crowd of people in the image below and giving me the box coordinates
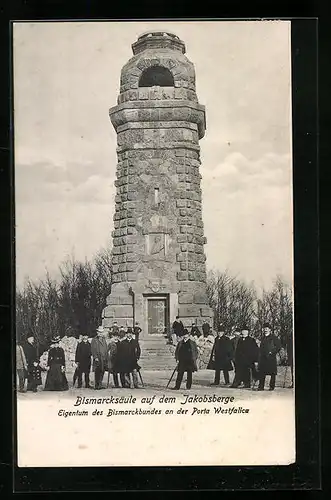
[16,323,142,393]
[171,319,293,391]
[16,318,293,394]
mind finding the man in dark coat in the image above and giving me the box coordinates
[257,323,282,391]
[73,335,82,387]
[126,329,141,388]
[231,329,241,350]
[116,329,131,388]
[23,334,41,392]
[75,334,92,388]
[107,333,120,388]
[133,321,142,341]
[202,321,211,337]
[108,322,119,339]
[207,327,234,385]
[172,316,184,339]
[231,326,259,389]
[172,329,198,390]
[190,321,201,339]
[91,326,108,390]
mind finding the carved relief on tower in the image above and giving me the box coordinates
[146,233,167,258]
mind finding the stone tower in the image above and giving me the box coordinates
[102,31,213,339]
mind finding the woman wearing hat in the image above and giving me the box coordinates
[44,336,69,391]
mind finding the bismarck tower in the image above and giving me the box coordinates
[102,31,213,342]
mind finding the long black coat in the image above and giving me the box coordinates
[91,336,108,372]
[23,342,38,366]
[44,346,68,391]
[231,336,240,354]
[207,335,234,371]
[202,322,211,336]
[234,336,259,368]
[116,339,141,373]
[175,339,198,372]
[258,334,281,375]
[75,341,92,371]
[133,326,142,339]
[107,340,119,373]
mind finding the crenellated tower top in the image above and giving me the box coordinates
[118,31,197,97]
[132,31,186,55]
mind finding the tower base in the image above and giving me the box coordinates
[102,282,214,338]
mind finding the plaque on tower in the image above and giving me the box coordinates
[147,233,166,257]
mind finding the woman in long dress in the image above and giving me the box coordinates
[44,336,69,391]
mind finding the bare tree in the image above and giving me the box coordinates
[206,270,256,334]
[16,246,113,346]
[252,275,293,345]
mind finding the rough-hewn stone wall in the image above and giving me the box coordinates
[102,32,213,330]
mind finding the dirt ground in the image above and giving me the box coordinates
[17,366,294,399]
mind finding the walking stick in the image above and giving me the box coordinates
[72,366,78,388]
[138,370,144,388]
[107,370,110,389]
[166,363,178,389]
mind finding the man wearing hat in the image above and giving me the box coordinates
[23,333,41,392]
[107,331,120,388]
[231,326,259,389]
[74,334,92,389]
[126,328,141,389]
[116,328,130,388]
[133,321,142,341]
[190,321,201,339]
[91,326,108,390]
[202,321,211,338]
[172,329,199,390]
[207,326,234,386]
[172,316,185,340]
[257,323,281,391]
[109,321,119,339]
[72,335,83,387]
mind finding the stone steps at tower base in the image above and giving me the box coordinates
[138,337,175,371]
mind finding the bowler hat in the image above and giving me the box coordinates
[262,322,272,329]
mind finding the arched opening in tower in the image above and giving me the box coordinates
[138,66,174,87]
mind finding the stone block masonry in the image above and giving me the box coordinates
[101,31,213,340]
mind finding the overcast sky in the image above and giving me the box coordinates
[13,20,292,291]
